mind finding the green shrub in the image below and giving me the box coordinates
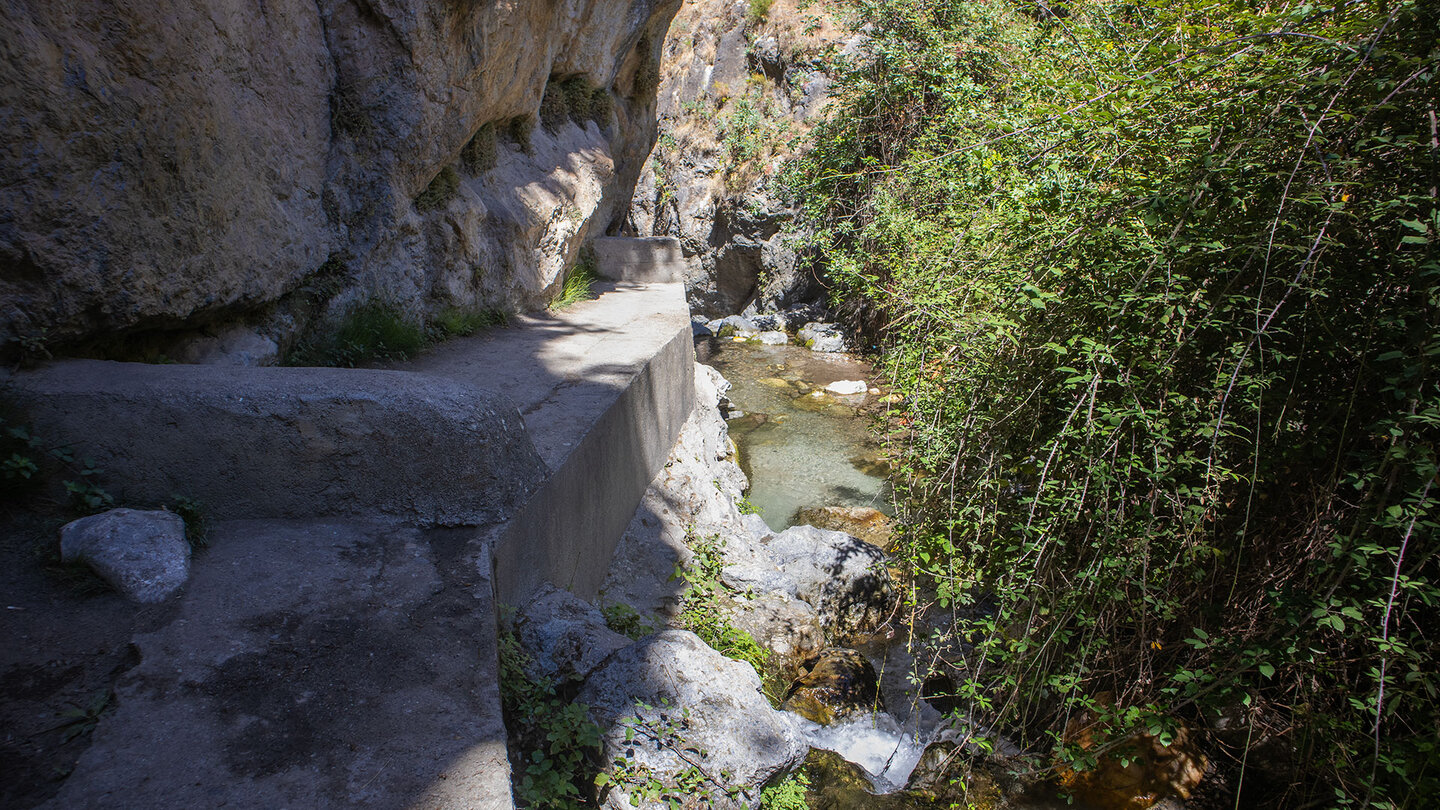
[330,80,372,137]
[461,123,498,174]
[550,250,599,310]
[561,77,594,122]
[287,301,427,367]
[414,166,460,212]
[508,115,535,154]
[787,0,1440,804]
[588,87,613,125]
[746,0,773,26]
[540,82,569,133]
[429,307,507,339]
[498,621,603,809]
[631,36,659,98]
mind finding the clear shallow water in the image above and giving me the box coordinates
[699,339,893,531]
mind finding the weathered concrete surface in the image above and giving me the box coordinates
[592,236,691,283]
[42,520,514,810]
[4,361,545,526]
[404,281,695,603]
[0,0,680,353]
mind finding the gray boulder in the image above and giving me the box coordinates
[710,315,760,337]
[59,509,190,603]
[762,525,894,638]
[753,331,788,345]
[726,592,824,663]
[579,630,807,809]
[799,322,847,353]
[514,584,632,684]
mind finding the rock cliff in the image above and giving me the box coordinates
[0,0,678,357]
[627,0,859,317]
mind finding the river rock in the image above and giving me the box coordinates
[513,583,631,684]
[59,509,190,603]
[825,380,868,395]
[579,630,807,809]
[725,591,824,664]
[753,330,789,345]
[760,524,895,637]
[799,323,847,353]
[748,313,784,331]
[792,506,895,550]
[781,648,881,725]
[711,315,760,337]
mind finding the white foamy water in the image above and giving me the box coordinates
[800,712,930,793]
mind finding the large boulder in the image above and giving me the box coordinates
[579,630,807,809]
[59,509,190,603]
[760,524,895,638]
[780,648,881,726]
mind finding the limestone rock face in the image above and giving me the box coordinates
[1,0,679,354]
[631,0,861,317]
[578,630,807,809]
[59,509,190,603]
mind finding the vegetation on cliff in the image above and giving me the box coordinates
[786,0,1438,805]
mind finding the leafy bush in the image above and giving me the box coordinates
[499,622,602,808]
[675,531,778,701]
[787,0,1439,805]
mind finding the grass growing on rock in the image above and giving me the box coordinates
[676,530,783,704]
[286,302,508,368]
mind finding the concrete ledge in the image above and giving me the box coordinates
[490,324,694,602]
[4,362,546,526]
[403,281,696,603]
[592,236,691,283]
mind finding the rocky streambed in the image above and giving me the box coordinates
[505,338,1078,809]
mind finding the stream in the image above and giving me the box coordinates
[699,337,1075,810]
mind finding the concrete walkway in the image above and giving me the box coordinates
[12,243,696,809]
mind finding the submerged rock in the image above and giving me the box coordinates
[782,648,881,725]
[792,506,896,551]
[579,630,807,809]
[59,508,190,603]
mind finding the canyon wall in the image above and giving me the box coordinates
[0,0,678,357]
[627,0,859,317]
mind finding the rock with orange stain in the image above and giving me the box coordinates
[1058,700,1208,810]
